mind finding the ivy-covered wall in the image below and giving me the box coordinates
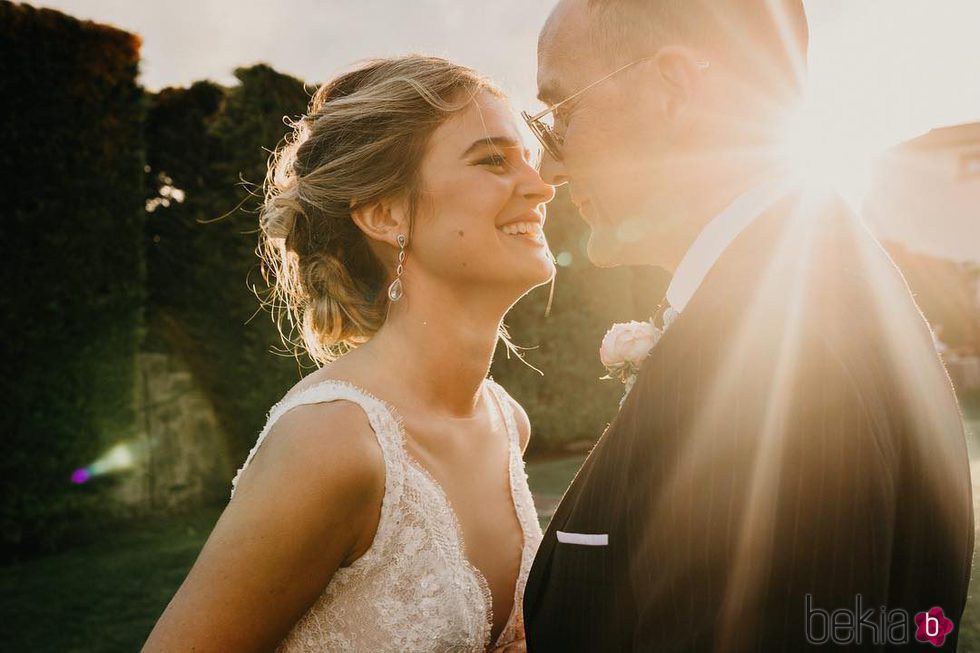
[0,1,145,558]
[143,66,313,487]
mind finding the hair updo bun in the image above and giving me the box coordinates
[256,55,503,364]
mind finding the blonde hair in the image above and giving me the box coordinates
[257,55,504,365]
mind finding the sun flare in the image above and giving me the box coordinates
[776,93,887,207]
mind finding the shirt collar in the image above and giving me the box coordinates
[665,174,796,313]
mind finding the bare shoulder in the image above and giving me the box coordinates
[239,398,385,503]
[142,398,385,652]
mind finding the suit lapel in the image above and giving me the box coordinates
[525,191,805,620]
[524,436,595,611]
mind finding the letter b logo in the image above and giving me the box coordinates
[914,607,954,647]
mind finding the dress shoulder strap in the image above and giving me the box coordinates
[228,380,407,523]
[484,377,518,443]
[484,375,545,557]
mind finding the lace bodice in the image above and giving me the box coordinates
[228,377,543,652]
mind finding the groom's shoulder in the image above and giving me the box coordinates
[808,197,923,330]
[764,195,935,377]
[674,194,906,371]
[728,191,897,316]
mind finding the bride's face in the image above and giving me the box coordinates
[409,90,556,302]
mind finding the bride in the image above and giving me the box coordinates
[142,55,555,652]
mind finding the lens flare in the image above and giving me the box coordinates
[776,96,887,207]
[70,467,91,484]
[70,441,140,484]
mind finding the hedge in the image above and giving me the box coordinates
[0,1,145,558]
[143,66,313,484]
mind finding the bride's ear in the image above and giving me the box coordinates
[350,197,408,249]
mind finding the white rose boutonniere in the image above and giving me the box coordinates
[599,319,662,405]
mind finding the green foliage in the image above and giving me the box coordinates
[491,188,670,452]
[0,1,145,558]
[140,61,672,465]
[143,65,313,477]
[0,504,226,651]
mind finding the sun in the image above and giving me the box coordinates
[776,92,887,207]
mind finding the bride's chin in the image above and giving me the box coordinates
[522,261,557,290]
[489,268,553,299]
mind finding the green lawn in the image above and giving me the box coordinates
[2,402,979,652]
[0,506,223,651]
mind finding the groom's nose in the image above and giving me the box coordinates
[538,149,568,186]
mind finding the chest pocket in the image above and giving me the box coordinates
[551,529,614,585]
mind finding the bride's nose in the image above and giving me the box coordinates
[518,163,556,205]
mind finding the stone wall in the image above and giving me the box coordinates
[114,352,235,512]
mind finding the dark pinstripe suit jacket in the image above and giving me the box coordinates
[523,192,975,652]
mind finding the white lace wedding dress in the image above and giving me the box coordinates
[228,376,543,652]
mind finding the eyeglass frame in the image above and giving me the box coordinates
[523,55,710,162]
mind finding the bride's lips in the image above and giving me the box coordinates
[496,211,546,245]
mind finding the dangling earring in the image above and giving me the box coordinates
[387,233,407,302]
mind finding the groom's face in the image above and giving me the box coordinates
[536,0,690,268]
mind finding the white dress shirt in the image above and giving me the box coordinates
[665,175,797,314]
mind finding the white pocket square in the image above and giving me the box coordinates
[556,530,608,546]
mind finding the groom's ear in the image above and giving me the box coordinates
[652,46,706,129]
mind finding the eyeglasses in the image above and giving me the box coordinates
[523,56,710,162]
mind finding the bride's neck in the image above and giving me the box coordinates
[360,286,504,418]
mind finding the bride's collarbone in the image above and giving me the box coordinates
[399,413,524,561]
[404,422,520,532]
[399,414,510,495]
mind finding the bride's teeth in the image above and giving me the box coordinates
[498,222,541,236]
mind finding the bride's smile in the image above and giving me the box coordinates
[400,89,556,301]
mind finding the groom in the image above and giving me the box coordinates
[523,1,974,651]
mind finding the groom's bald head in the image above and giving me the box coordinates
[542,0,808,101]
[534,0,811,269]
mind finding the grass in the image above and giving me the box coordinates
[2,402,979,652]
[0,507,225,652]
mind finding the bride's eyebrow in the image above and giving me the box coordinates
[461,136,520,158]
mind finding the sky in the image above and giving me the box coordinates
[27,1,980,262]
[29,0,980,152]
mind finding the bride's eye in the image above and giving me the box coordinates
[477,154,507,168]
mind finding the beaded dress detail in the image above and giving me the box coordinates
[228,377,543,652]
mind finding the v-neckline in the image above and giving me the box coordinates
[378,378,528,651]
